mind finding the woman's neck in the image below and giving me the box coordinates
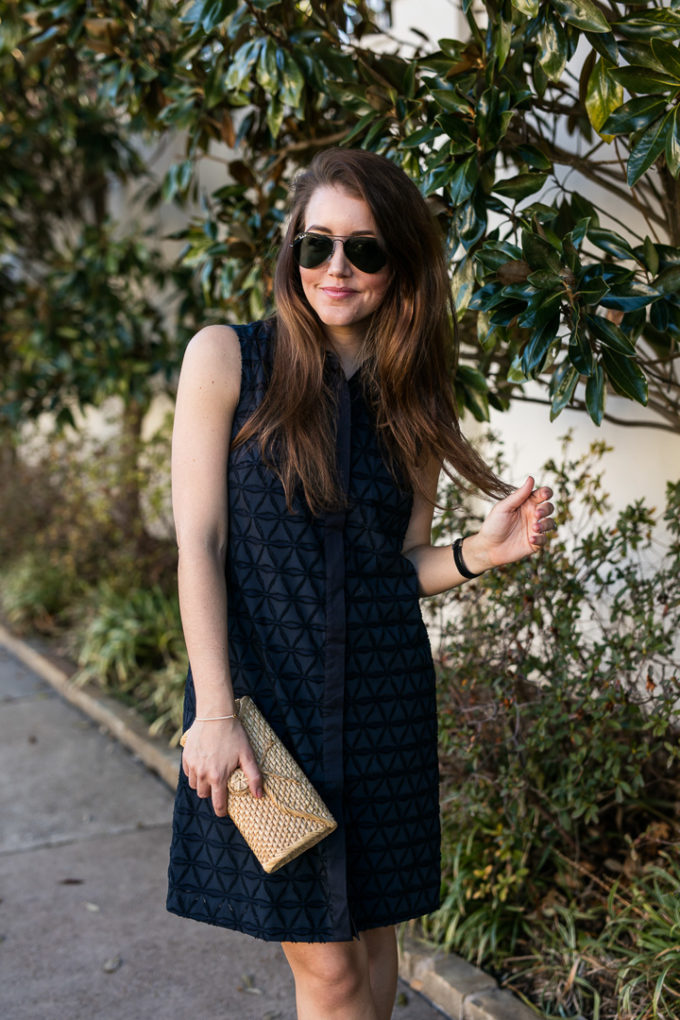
[327,333,363,380]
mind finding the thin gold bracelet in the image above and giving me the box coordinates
[193,714,237,722]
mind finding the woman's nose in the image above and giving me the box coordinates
[327,239,351,275]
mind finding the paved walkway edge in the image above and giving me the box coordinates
[0,624,180,788]
[0,624,541,1020]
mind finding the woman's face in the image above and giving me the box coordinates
[297,185,391,349]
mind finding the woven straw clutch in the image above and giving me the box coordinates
[182,696,337,873]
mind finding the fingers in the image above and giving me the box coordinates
[182,742,263,813]
[186,767,230,817]
[530,511,557,546]
[534,500,555,520]
[502,475,535,509]
[532,485,553,504]
[240,750,264,800]
[211,789,228,818]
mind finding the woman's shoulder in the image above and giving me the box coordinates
[179,320,275,404]
[182,318,274,368]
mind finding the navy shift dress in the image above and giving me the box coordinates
[166,320,441,941]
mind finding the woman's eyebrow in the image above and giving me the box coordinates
[305,224,377,236]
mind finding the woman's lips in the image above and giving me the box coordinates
[321,287,356,298]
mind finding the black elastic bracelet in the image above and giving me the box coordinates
[452,537,482,579]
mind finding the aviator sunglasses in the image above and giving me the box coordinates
[291,232,388,274]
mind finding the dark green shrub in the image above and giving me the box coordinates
[422,435,680,1018]
[73,582,187,743]
[0,422,176,629]
[1,552,81,633]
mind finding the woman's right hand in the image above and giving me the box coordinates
[181,718,263,817]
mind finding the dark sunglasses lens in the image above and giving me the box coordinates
[293,234,387,273]
[344,239,387,273]
[296,234,334,268]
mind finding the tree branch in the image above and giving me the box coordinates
[506,393,680,433]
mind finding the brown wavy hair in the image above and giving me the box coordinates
[233,148,510,513]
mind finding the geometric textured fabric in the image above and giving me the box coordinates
[166,320,441,942]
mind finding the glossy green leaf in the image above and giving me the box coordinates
[642,236,660,276]
[185,0,238,32]
[423,161,458,197]
[567,217,591,250]
[476,241,524,269]
[577,276,610,306]
[666,106,680,176]
[456,364,490,421]
[455,198,487,250]
[449,156,479,205]
[549,0,609,32]
[343,110,379,144]
[628,110,673,186]
[532,55,549,97]
[452,255,476,314]
[650,39,680,82]
[514,144,553,171]
[587,227,635,260]
[550,363,579,419]
[518,292,563,332]
[431,89,471,113]
[279,52,305,108]
[617,12,680,44]
[507,353,529,383]
[257,38,278,92]
[610,65,680,93]
[403,124,441,149]
[601,348,648,404]
[537,15,568,83]
[601,96,667,136]
[224,38,263,92]
[489,298,530,326]
[491,15,512,71]
[586,313,636,355]
[493,172,549,200]
[523,203,561,223]
[522,327,559,376]
[363,114,390,149]
[569,322,594,375]
[599,281,658,311]
[585,30,618,64]
[266,95,284,139]
[585,57,624,135]
[527,269,563,288]
[435,38,467,60]
[476,311,497,352]
[585,360,605,424]
[653,265,680,294]
[522,231,562,272]
[512,0,539,15]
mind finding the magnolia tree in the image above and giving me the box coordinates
[2,0,680,433]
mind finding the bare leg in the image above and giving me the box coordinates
[281,926,398,1020]
[282,938,378,1020]
[361,926,398,1020]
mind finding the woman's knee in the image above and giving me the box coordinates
[283,941,369,1007]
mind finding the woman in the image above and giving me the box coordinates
[167,148,554,1020]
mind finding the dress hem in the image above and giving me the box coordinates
[165,898,441,944]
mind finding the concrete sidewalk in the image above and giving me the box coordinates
[0,644,449,1020]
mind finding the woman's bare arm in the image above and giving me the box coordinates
[172,324,262,814]
[402,461,555,597]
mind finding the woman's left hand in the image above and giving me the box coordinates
[464,476,555,572]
